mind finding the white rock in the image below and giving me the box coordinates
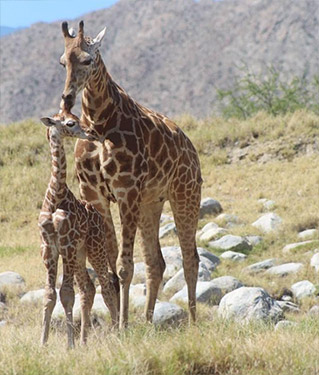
[275,320,297,331]
[308,305,319,316]
[208,235,252,252]
[153,302,187,325]
[130,295,147,309]
[258,199,276,211]
[245,259,276,273]
[310,253,319,272]
[215,213,241,228]
[244,235,263,247]
[220,251,247,262]
[199,256,216,272]
[130,283,146,297]
[0,271,25,290]
[265,263,303,277]
[291,280,316,299]
[0,320,7,328]
[160,214,174,224]
[159,222,177,239]
[252,213,282,233]
[161,246,182,262]
[210,276,243,295]
[298,229,319,240]
[199,227,228,242]
[197,248,220,266]
[282,240,318,254]
[199,222,219,234]
[20,289,47,304]
[199,197,223,218]
[218,287,283,323]
[170,281,222,305]
[163,263,211,297]
[132,262,146,284]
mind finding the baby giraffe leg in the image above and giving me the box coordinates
[41,243,58,346]
[60,250,76,349]
[75,247,95,345]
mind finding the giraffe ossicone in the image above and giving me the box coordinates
[38,109,118,348]
[59,20,203,329]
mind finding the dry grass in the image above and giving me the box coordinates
[1,112,319,374]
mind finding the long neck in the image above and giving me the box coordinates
[81,53,140,135]
[45,130,68,209]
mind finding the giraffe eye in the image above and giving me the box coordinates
[66,120,76,127]
[81,58,92,66]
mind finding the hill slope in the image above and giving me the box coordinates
[0,0,318,123]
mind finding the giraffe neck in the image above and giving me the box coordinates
[81,53,139,135]
[45,129,68,210]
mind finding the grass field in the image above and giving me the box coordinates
[0,111,319,374]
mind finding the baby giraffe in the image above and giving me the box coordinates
[39,111,118,348]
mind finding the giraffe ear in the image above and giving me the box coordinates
[92,27,106,48]
[40,117,56,127]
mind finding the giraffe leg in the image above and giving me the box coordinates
[138,202,165,322]
[116,199,140,329]
[40,242,58,346]
[169,183,201,324]
[75,247,95,345]
[60,249,76,349]
[88,251,118,328]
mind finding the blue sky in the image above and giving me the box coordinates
[0,0,118,28]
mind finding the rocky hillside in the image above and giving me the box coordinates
[0,0,318,124]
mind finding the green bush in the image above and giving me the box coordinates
[217,66,319,119]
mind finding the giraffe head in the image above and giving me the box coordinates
[40,111,98,141]
[60,20,106,111]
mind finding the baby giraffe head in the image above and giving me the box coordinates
[40,111,98,141]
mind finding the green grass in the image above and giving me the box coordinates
[1,112,319,374]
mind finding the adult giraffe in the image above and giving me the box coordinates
[60,21,202,329]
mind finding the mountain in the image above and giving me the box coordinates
[0,0,318,124]
[0,26,23,37]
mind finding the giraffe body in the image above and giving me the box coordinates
[39,112,118,347]
[60,22,202,328]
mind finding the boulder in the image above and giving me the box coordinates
[265,263,303,277]
[244,235,263,247]
[220,251,247,262]
[218,287,283,323]
[298,229,319,240]
[252,213,282,233]
[20,289,47,304]
[199,198,223,218]
[160,214,174,224]
[132,262,146,284]
[197,222,219,237]
[199,256,217,272]
[275,320,297,331]
[277,301,300,314]
[159,222,177,239]
[244,259,276,273]
[130,283,146,297]
[210,276,243,295]
[291,280,316,300]
[199,227,228,242]
[153,302,187,326]
[197,248,220,266]
[163,263,211,297]
[170,281,222,305]
[208,235,252,252]
[0,271,25,290]
[282,240,318,254]
[215,213,241,228]
[308,305,319,316]
[310,253,319,272]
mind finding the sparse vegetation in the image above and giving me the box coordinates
[1,112,319,374]
[217,67,319,119]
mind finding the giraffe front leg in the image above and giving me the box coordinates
[40,243,58,346]
[116,200,140,329]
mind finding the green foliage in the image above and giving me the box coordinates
[217,66,319,119]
